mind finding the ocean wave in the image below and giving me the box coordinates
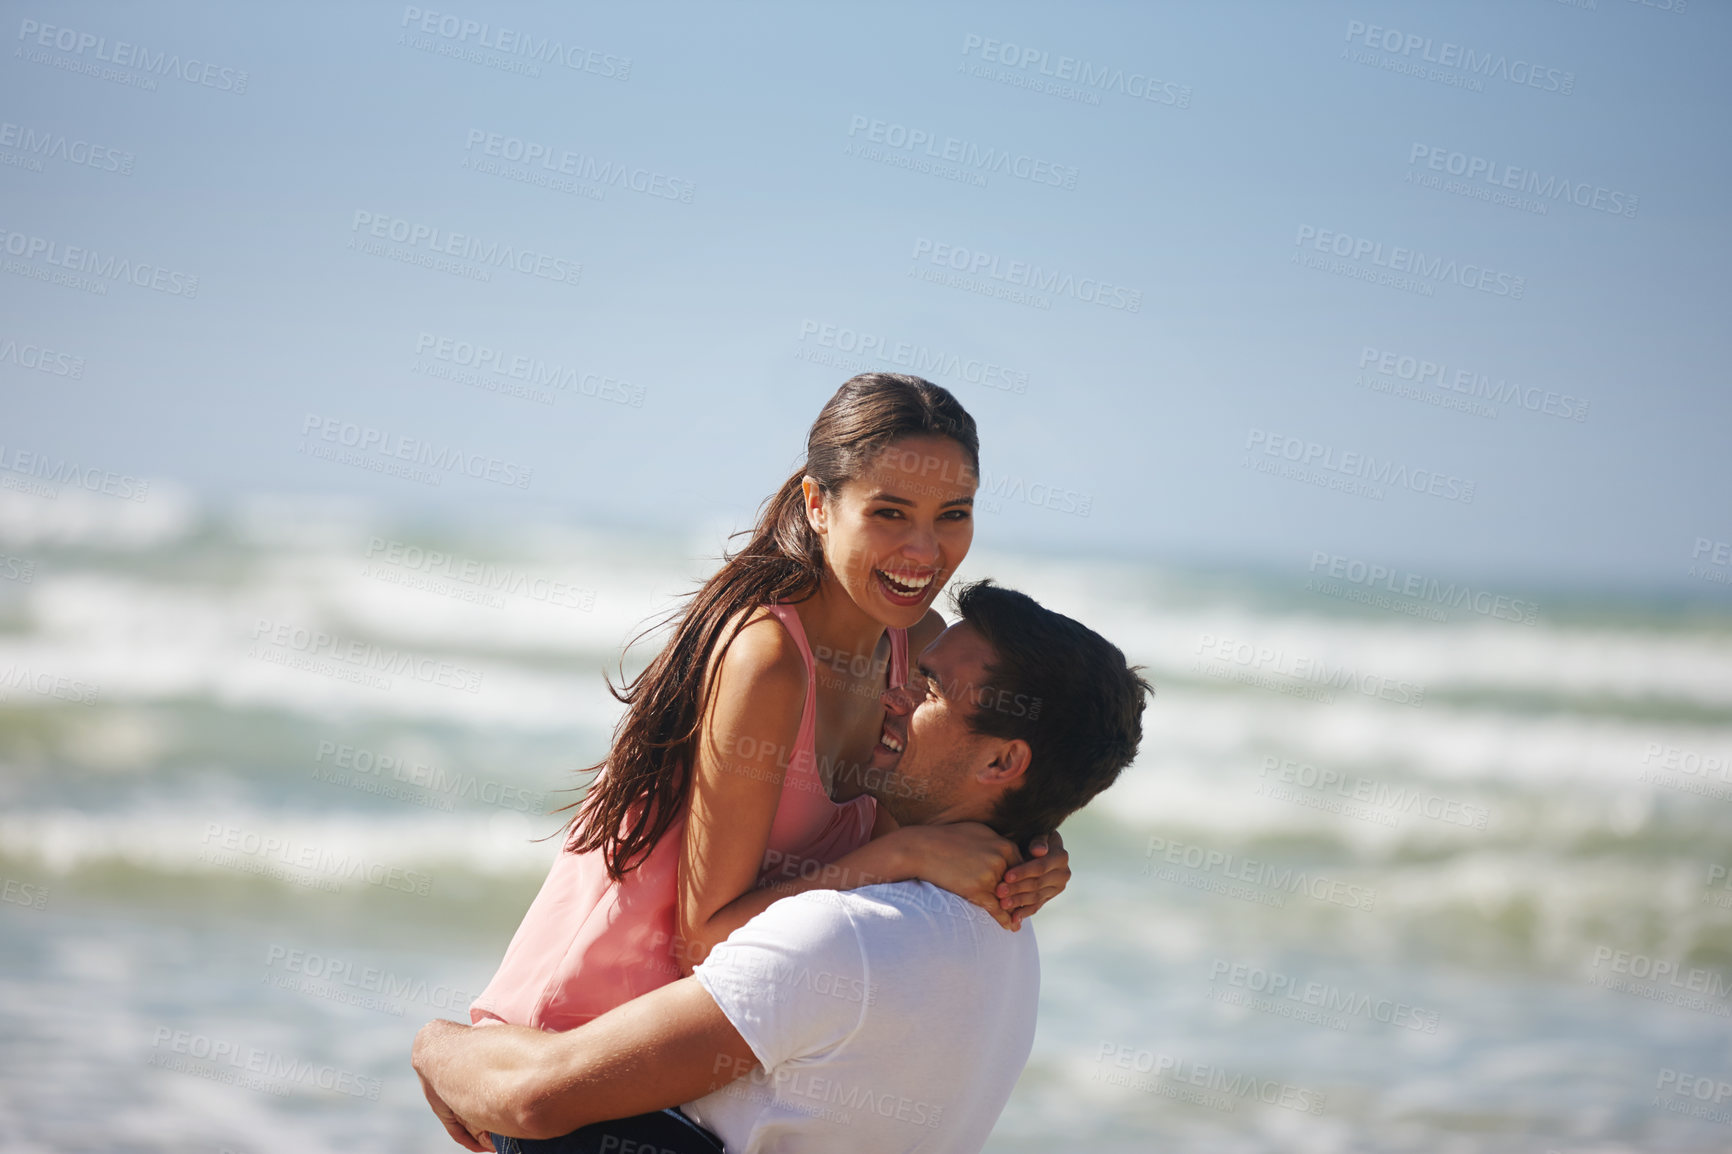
[0,485,198,549]
[0,804,562,882]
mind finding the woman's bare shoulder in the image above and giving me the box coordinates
[708,605,809,700]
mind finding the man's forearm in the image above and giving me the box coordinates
[413,978,758,1141]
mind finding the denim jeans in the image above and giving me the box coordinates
[490,1108,725,1154]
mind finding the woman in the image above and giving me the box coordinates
[468,373,1071,1035]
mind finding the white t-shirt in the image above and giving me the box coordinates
[683,881,1040,1154]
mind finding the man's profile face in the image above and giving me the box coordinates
[864,621,998,825]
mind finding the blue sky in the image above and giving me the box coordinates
[3,0,1728,589]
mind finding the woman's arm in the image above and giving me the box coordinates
[673,609,814,975]
[708,819,1024,931]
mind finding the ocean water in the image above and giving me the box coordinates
[1,489,1730,1153]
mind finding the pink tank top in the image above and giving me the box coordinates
[470,604,909,1031]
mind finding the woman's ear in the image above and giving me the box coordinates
[802,477,826,535]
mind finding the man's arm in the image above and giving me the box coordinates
[412,976,758,1142]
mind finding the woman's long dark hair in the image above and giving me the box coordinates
[566,373,981,879]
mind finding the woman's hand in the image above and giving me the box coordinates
[892,822,1023,930]
[998,830,1070,929]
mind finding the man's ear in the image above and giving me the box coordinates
[801,477,826,535]
[979,739,1031,789]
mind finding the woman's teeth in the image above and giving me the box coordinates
[876,570,934,596]
[879,729,904,753]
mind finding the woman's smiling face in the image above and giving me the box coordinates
[807,434,978,629]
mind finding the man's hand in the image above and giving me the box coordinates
[414,1020,492,1151]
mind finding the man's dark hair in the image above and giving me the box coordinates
[951,579,1152,849]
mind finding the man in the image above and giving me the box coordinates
[413,580,1151,1152]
